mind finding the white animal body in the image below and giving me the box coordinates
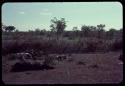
[16,52,33,63]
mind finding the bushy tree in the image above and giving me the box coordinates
[5,26,16,32]
[107,28,117,39]
[40,29,46,35]
[50,17,67,40]
[97,24,105,39]
[2,24,7,32]
[72,27,79,37]
[89,26,97,37]
[15,29,19,32]
[35,28,41,32]
[81,25,91,37]
[35,28,41,35]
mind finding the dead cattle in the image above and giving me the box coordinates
[16,53,33,63]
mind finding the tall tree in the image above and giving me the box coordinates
[97,24,105,39]
[50,17,67,40]
[89,26,97,37]
[97,24,105,30]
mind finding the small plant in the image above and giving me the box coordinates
[111,39,122,51]
[68,53,72,57]
[67,59,73,62]
[89,64,99,68]
[119,54,123,61]
[43,55,56,66]
[77,61,86,65]
[8,54,16,60]
[25,72,31,75]
[67,57,74,62]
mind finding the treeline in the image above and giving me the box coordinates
[2,17,122,40]
[2,17,123,55]
[2,25,122,40]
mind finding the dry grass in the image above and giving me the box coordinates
[2,51,123,84]
[2,32,122,84]
[2,34,122,56]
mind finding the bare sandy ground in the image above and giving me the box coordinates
[2,51,123,84]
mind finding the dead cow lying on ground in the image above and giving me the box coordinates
[11,52,54,72]
[16,52,34,64]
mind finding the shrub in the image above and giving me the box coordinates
[89,64,99,68]
[43,55,56,66]
[2,33,122,55]
[85,40,98,52]
[67,58,74,62]
[111,39,122,51]
[77,61,86,65]
[8,54,16,60]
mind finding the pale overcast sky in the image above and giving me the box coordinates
[2,2,122,31]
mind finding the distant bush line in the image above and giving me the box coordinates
[2,31,122,55]
[2,18,122,55]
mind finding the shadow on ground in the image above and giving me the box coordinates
[10,62,55,72]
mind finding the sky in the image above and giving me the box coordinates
[2,2,123,31]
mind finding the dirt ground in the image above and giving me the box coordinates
[2,51,123,84]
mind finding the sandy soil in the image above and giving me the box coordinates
[2,51,123,84]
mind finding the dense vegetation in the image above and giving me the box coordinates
[2,17,123,55]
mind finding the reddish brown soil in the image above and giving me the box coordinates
[2,51,123,84]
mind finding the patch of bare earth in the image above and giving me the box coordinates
[2,51,123,84]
